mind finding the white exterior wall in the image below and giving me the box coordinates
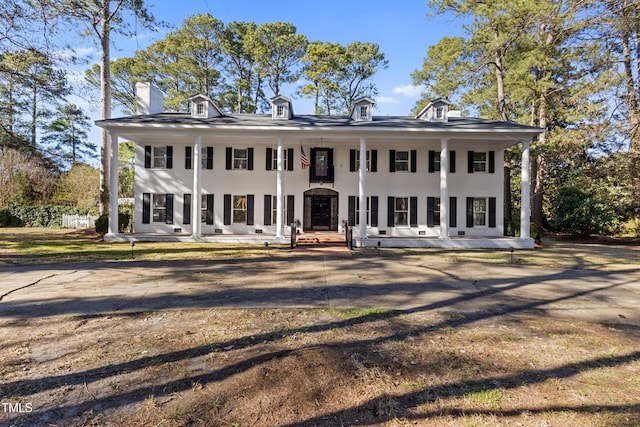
[134,136,505,238]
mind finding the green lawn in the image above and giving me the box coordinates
[1,227,639,271]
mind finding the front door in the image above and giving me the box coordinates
[303,188,339,231]
[311,196,331,229]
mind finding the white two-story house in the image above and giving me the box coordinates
[96,82,543,248]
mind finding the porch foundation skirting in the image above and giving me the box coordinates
[104,233,535,249]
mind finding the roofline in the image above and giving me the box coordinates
[95,120,544,141]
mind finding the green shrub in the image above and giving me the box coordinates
[3,204,98,228]
[95,212,132,234]
[551,186,617,237]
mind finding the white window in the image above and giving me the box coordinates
[153,147,167,168]
[395,151,409,172]
[196,102,205,115]
[271,148,289,170]
[394,197,409,226]
[355,197,370,225]
[276,104,285,117]
[201,147,213,169]
[433,152,441,172]
[436,106,444,119]
[152,194,167,223]
[201,195,207,223]
[473,152,487,172]
[233,195,247,223]
[360,105,368,119]
[473,198,487,226]
[233,148,248,169]
[355,150,370,172]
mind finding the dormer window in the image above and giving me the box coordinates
[351,97,375,122]
[360,105,369,119]
[189,94,223,118]
[270,95,294,120]
[416,98,451,122]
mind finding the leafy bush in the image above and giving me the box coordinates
[1,204,98,228]
[95,212,132,234]
[551,186,617,237]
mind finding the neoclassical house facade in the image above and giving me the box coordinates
[96,83,543,248]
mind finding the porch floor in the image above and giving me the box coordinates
[104,232,534,249]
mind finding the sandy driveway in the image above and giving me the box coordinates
[1,255,639,326]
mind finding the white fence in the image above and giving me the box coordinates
[62,214,98,229]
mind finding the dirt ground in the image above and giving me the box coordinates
[1,232,639,426]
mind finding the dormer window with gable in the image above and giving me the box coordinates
[189,94,223,119]
[351,97,375,122]
[416,98,451,122]
[270,95,294,120]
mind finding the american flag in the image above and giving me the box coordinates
[300,145,310,169]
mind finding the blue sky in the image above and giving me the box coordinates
[67,0,464,145]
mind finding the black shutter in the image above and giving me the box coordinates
[450,150,456,173]
[389,150,396,172]
[166,146,173,169]
[183,194,191,225]
[428,150,435,173]
[450,197,457,228]
[265,148,273,170]
[349,149,357,172]
[410,196,418,227]
[246,194,254,225]
[348,196,356,226]
[224,194,231,225]
[427,196,435,227]
[206,147,213,169]
[264,195,272,225]
[225,147,232,170]
[286,195,295,225]
[287,148,294,171]
[144,146,151,168]
[410,150,417,173]
[387,197,395,227]
[371,149,377,172]
[468,151,474,173]
[165,193,174,224]
[371,196,378,226]
[185,146,192,170]
[489,197,497,227]
[206,194,214,225]
[142,193,151,224]
[488,151,495,173]
[248,148,254,170]
[466,197,474,227]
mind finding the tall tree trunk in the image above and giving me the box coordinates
[532,91,548,229]
[493,26,508,122]
[621,13,640,152]
[31,83,37,149]
[99,2,112,215]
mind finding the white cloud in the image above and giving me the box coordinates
[376,96,398,104]
[393,84,426,98]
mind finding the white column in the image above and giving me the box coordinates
[358,137,368,239]
[276,137,285,239]
[107,132,119,236]
[439,138,449,239]
[192,136,202,239]
[520,140,531,240]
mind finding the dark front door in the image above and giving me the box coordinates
[303,188,339,231]
[312,196,331,229]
